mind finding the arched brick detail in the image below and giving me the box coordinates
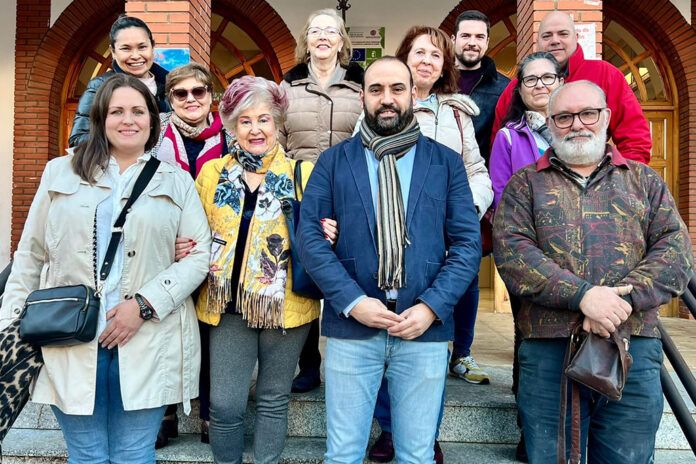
[439,0,517,35]
[214,0,296,77]
[11,0,123,249]
[604,0,696,243]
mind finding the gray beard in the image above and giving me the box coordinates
[552,130,608,166]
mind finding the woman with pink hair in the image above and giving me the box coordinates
[194,76,321,464]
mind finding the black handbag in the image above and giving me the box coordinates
[281,160,323,300]
[19,157,161,347]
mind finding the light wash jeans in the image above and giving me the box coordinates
[324,331,448,464]
[52,346,166,464]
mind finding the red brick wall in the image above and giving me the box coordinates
[11,0,123,250]
[12,0,50,250]
[126,0,212,66]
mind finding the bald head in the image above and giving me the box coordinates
[538,11,578,67]
[548,81,606,116]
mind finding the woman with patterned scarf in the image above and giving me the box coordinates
[194,75,321,464]
[150,62,233,449]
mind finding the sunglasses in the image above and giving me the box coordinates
[170,86,209,102]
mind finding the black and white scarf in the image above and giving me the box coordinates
[359,117,421,291]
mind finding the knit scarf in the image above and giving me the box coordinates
[202,142,296,328]
[525,111,554,145]
[359,116,420,290]
[158,112,225,177]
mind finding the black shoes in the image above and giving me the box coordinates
[291,368,321,393]
[368,431,395,462]
[200,420,210,444]
[155,414,179,449]
[367,431,444,464]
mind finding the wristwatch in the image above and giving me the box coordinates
[134,293,154,321]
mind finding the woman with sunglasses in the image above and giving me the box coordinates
[151,62,233,449]
[489,52,563,209]
[69,15,170,148]
[279,7,363,394]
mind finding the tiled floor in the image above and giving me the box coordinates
[470,311,696,370]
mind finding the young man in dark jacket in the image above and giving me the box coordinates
[447,9,509,386]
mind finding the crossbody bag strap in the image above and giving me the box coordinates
[99,157,161,283]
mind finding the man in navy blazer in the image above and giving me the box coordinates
[298,56,481,463]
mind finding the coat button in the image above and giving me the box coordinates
[127,250,136,257]
[164,279,171,285]
[13,307,21,315]
[124,294,132,300]
[372,273,378,280]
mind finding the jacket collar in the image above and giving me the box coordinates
[476,56,501,85]
[414,93,481,117]
[283,62,364,87]
[565,44,585,77]
[536,144,629,172]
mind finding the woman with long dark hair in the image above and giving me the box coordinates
[0,74,210,463]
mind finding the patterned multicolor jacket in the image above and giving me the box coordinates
[493,145,692,339]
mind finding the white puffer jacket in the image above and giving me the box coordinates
[414,94,493,218]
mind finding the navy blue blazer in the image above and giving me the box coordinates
[297,134,482,342]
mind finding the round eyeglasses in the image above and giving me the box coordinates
[307,26,341,38]
[521,73,559,88]
[170,86,209,102]
[549,108,605,129]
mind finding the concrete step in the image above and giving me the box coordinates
[12,367,695,449]
[2,430,695,464]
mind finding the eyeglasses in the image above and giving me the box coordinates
[521,73,559,88]
[307,26,341,38]
[170,86,210,102]
[549,108,606,129]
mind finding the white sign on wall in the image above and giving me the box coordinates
[575,23,597,60]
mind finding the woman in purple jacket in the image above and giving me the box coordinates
[489,52,563,209]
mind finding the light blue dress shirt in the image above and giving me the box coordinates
[342,144,417,316]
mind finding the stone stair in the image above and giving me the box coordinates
[3,367,695,463]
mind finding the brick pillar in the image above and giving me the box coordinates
[126,0,212,66]
[11,0,50,249]
[516,0,603,62]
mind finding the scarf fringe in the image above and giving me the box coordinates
[203,274,285,329]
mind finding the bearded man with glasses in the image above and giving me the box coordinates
[493,80,692,463]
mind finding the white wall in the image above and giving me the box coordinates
[269,0,460,54]
[671,0,691,24]
[0,0,16,268]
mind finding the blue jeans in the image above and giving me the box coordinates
[374,277,478,434]
[324,331,448,464]
[52,347,166,464]
[518,337,663,464]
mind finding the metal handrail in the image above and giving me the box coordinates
[659,278,696,457]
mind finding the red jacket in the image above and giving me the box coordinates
[492,45,651,164]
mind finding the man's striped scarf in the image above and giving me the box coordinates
[359,116,420,291]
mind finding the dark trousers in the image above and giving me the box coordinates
[297,318,321,372]
[452,275,480,358]
[518,337,663,463]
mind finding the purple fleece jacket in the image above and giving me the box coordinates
[489,117,543,210]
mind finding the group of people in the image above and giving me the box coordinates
[0,6,691,464]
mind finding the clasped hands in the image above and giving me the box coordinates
[579,284,634,338]
[349,297,436,340]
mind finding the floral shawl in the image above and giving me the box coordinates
[199,142,296,328]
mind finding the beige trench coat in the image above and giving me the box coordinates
[0,154,211,415]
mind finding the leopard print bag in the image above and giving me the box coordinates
[0,318,43,445]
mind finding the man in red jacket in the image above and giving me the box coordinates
[492,10,651,164]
